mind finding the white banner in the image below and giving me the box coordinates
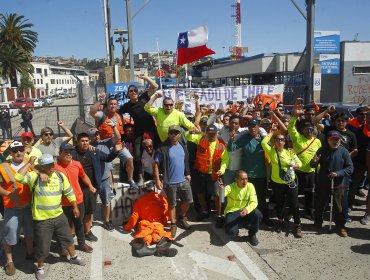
[155,84,285,113]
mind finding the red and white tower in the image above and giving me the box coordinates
[231,0,247,60]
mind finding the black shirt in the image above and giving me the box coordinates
[76,149,96,188]
[119,91,156,135]
[354,125,370,164]
[323,126,357,152]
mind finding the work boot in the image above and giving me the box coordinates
[215,216,225,228]
[156,237,172,251]
[338,227,348,237]
[275,220,284,233]
[314,221,323,231]
[196,212,209,221]
[85,231,98,242]
[155,247,178,257]
[294,225,303,238]
[361,214,370,225]
[248,234,259,246]
[78,243,93,253]
[135,242,156,257]
[177,216,191,230]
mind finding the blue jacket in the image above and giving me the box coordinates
[72,147,117,189]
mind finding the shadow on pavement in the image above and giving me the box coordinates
[351,243,370,254]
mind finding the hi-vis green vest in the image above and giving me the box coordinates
[15,171,76,221]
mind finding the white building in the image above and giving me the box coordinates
[31,62,90,96]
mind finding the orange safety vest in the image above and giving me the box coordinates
[194,136,225,180]
[0,162,31,208]
[98,112,124,140]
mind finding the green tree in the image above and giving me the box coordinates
[0,13,38,86]
[19,73,34,89]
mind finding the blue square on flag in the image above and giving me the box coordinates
[177,32,188,48]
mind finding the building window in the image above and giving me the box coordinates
[33,79,36,84]
[36,68,42,74]
[44,69,48,76]
[353,66,370,75]
[51,79,55,84]
[37,79,39,84]
[41,79,43,84]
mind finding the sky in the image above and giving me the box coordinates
[1,0,370,60]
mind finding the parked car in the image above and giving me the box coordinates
[39,96,53,106]
[12,97,34,110]
[317,102,361,119]
[0,102,19,117]
[58,92,67,99]
[33,98,43,108]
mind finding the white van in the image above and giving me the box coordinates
[0,102,20,117]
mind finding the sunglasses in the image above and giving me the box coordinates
[335,119,347,123]
[129,89,138,93]
[164,104,174,107]
[169,131,180,135]
[43,132,53,136]
[275,138,285,142]
[305,127,315,132]
[230,121,239,125]
[11,147,25,153]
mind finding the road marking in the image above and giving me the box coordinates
[189,250,248,280]
[90,226,103,280]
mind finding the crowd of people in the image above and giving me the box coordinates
[0,74,369,279]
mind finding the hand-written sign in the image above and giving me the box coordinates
[111,181,158,226]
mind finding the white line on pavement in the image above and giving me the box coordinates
[90,226,103,280]
[189,250,248,280]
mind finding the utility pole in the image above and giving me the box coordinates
[106,0,114,67]
[305,0,315,103]
[103,0,111,65]
[126,0,135,82]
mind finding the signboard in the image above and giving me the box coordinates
[314,31,340,54]
[320,54,340,74]
[106,82,138,107]
[156,84,285,113]
[313,73,322,91]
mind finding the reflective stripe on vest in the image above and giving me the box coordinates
[195,137,225,178]
[34,172,64,211]
[36,204,61,210]
[1,163,17,192]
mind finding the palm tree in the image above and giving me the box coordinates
[0,13,38,53]
[0,13,38,86]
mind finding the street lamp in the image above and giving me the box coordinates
[114,29,128,68]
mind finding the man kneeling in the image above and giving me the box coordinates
[224,170,262,246]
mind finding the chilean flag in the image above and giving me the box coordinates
[177,25,216,65]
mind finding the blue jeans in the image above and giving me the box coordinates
[225,208,262,237]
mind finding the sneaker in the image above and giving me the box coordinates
[248,234,259,246]
[196,212,209,221]
[215,216,225,228]
[170,224,177,238]
[70,256,86,266]
[177,217,191,230]
[345,217,352,223]
[78,243,93,253]
[361,214,370,225]
[35,267,46,280]
[5,262,16,276]
[104,222,115,232]
[357,189,367,198]
[85,231,98,242]
[137,177,144,187]
[129,180,138,189]
[275,221,284,233]
[294,225,303,238]
[338,227,348,237]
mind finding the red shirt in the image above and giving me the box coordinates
[55,160,84,206]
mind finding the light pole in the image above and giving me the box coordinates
[114,29,128,68]
[305,0,315,103]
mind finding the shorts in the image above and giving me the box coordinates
[2,205,33,245]
[82,187,97,214]
[34,214,74,259]
[100,138,133,163]
[99,178,115,206]
[194,172,219,196]
[164,180,193,208]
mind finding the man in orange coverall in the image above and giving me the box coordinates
[124,185,176,257]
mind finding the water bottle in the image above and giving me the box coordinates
[288,160,295,179]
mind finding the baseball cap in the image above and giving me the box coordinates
[21,132,34,139]
[206,124,218,133]
[248,119,259,127]
[60,143,74,151]
[87,127,99,136]
[328,130,341,139]
[260,118,272,125]
[168,125,182,133]
[38,154,55,166]
[10,141,23,149]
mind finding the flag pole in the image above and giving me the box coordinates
[156,38,162,91]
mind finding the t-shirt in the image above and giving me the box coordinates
[75,150,96,188]
[54,160,84,205]
[323,126,357,152]
[168,143,185,184]
[37,137,65,157]
[224,182,258,215]
[119,91,156,135]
